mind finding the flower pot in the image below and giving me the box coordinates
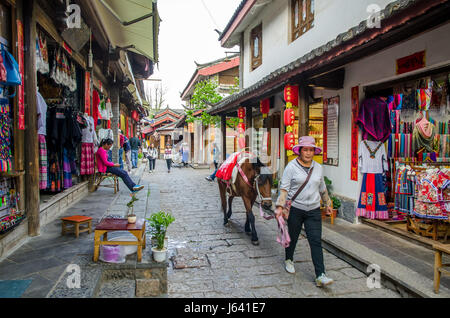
[152,247,167,263]
[128,215,137,224]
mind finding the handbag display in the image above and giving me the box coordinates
[282,166,314,219]
[0,43,21,87]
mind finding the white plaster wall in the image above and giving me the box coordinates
[321,22,450,201]
[242,0,397,88]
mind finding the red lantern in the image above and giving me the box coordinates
[238,122,246,134]
[284,85,299,105]
[284,133,295,150]
[260,99,270,118]
[238,137,246,149]
[238,107,246,119]
[284,109,295,126]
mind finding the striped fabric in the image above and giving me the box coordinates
[80,143,95,175]
[38,134,47,190]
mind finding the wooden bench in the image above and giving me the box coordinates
[433,242,450,294]
[61,215,93,238]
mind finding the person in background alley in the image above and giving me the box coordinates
[123,135,132,172]
[180,142,189,167]
[148,143,158,173]
[129,135,141,169]
[164,143,173,173]
[205,142,221,182]
[275,136,334,287]
[96,138,144,193]
[119,130,125,170]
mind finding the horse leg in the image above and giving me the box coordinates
[227,196,234,219]
[243,197,259,245]
[245,214,251,235]
[218,181,229,226]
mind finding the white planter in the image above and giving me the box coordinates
[128,216,137,224]
[152,247,167,263]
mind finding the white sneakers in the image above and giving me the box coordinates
[315,273,334,287]
[285,260,295,274]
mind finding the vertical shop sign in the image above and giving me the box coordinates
[17,20,25,130]
[351,87,359,181]
[323,99,328,162]
[84,72,91,115]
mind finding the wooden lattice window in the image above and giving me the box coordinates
[250,24,262,71]
[291,0,314,42]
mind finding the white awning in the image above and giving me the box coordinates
[91,0,160,62]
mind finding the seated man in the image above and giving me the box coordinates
[96,138,144,193]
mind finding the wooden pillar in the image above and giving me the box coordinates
[23,0,39,236]
[110,86,120,163]
[298,83,309,137]
[221,115,226,162]
[246,105,252,150]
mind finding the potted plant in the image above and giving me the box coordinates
[322,177,341,218]
[147,211,175,263]
[126,194,139,224]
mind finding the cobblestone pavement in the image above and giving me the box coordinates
[145,160,401,298]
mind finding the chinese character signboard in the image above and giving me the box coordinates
[351,87,359,181]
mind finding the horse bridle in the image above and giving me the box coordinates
[236,163,272,203]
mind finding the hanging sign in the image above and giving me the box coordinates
[132,110,139,122]
[396,51,426,75]
[323,96,339,166]
[84,72,91,115]
[17,20,24,130]
[351,87,359,181]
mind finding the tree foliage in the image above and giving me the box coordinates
[186,77,240,127]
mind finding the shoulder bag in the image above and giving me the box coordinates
[282,166,314,220]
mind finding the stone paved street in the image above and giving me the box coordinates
[145,160,401,298]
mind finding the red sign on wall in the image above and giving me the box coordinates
[84,72,91,115]
[351,86,360,181]
[17,20,24,130]
[396,51,426,75]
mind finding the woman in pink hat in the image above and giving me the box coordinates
[275,136,334,287]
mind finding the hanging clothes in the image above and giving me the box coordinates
[37,91,48,189]
[357,97,392,143]
[357,140,389,220]
[0,102,12,172]
[80,115,98,175]
[92,90,100,129]
[412,117,437,155]
[394,166,416,215]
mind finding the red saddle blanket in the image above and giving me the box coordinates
[216,152,240,181]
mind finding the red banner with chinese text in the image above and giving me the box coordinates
[84,72,91,115]
[351,87,360,181]
[323,99,328,162]
[17,20,24,130]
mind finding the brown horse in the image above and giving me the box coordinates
[218,157,273,246]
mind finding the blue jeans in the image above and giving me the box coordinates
[119,148,124,170]
[149,158,156,171]
[210,161,219,180]
[131,150,138,168]
[106,166,136,192]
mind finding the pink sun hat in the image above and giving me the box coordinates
[292,136,322,156]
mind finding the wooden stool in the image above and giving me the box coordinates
[91,172,119,194]
[61,215,93,238]
[433,243,450,294]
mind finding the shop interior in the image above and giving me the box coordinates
[360,68,450,243]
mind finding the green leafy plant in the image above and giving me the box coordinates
[126,194,139,216]
[138,153,143,159]
[331,196,341,210]
[146,211,175,250]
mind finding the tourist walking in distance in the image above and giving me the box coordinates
[129,136,141,169]
[275,136,334,287]
[148,144,158,173]
[164,144,173,173]
[205,142,221,182]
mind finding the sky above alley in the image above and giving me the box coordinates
[144,0,242,111]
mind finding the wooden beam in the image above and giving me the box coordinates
[23,0,40,236]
